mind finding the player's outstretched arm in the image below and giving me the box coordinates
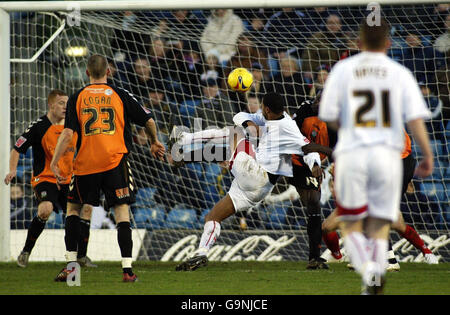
[407,118,433,178]
[50,128,74,184]
[145,118,165,161]
[302,143,333,158]
[4,149,20,185]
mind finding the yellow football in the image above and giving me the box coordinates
[227,67,253,92]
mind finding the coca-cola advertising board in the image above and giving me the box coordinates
[140,230,450,262]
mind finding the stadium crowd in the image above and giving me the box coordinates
[10,5,450,232]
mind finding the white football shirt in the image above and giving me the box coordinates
[233,111,320,176]
[319,51,430,155]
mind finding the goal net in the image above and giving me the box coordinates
[7,2,450,262]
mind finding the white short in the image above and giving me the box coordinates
[228,151,274,212]
[334,145,402,222]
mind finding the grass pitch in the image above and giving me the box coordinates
[0,261,448,295]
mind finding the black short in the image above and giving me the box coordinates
[288,163,321,191]
[402,154,416,195]
[67,155,136,209]
[33,182,68,212]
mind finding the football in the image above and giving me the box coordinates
[227,67,253,92]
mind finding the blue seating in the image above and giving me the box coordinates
[165,208,198,229]
[133,187,157,209]
[179,99,200,116]
[46,212,64,229]
[265,204,288,230]
[133,206,166,230]
[429,140,444,158]
[420,182,446,201]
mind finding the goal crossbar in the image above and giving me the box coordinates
[0,0,447,12]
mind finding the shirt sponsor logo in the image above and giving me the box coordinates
[15,136,27,148]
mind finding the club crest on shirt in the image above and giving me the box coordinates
[115,187,130,199]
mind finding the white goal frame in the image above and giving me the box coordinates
[0,0,447,261]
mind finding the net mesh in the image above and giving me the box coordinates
[9,4,450,261]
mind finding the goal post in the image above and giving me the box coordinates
[0,9,10,262]
[1,0,449,262]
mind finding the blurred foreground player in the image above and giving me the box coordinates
[319,19,433,294]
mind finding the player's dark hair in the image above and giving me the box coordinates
[262,92,285,114]
[359,17,390,50]
[47,89,67,105]
[87,54,108,79]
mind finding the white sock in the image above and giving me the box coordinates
[197,221,221,256]
[122,257,132,269]
[343,232,370,275]
[369,238,389,275]
[65,251,77,263]
[180,128,230,145]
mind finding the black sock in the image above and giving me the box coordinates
[123,268,134,276]
[117,221,133,269]
[307,214,322,261]
[77,219,91,259]
[65,215,80,253]
[23,216,47,253]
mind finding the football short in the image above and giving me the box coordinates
[288,160,320,191]
[334,145,402,222]
[67,155,136,209]
[401,154,416,195]
[228,139,274,212]
[33,182,68,213]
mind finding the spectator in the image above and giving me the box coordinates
[107,57,129,90]
[340,32,360,60]
[263,8,311,59]
[155,10,204,50]
[301,14,345,76]
[10,182,33,229]
[148,37,170,83]
[266,56,309,114]
[249,62,268,101]
[196,78,235,129]
[110,11,150,62]
[144,80,176,135]
[200,48,226,89]
[434,14,450,56]
[309,65,329,97]
[179,44,204,99]
[420,81,448,158]
[302,7,334,33]
[200,9,245,64]
[245,11,269,52]
[225,32,269,78]
[129,56,153,102]
[246,91,261,113]
[402,32,438,83]
[435,55,450,122]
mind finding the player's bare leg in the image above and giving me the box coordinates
[18,201,53,268]
[176,194,236,271]
[114,203,138,282]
